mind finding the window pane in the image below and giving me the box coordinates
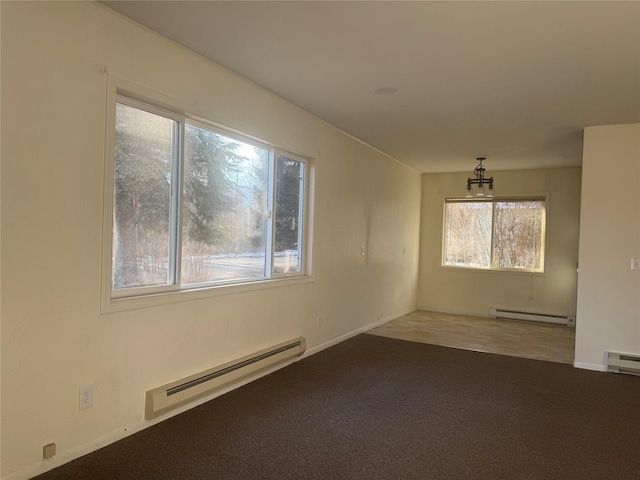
[493,200,544,270]
[274,156,304,274]
[182,125,269,284]
[113,103,177,289]
[443,202,492,268]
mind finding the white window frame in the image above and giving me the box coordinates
[101,78,314,313]
[442,196,547,273]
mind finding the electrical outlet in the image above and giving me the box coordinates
[79,384,93,410]
[317,315,323,329]
[361,245,366,256]
[631,257,640,271]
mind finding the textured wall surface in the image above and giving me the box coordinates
[418,167,582,318]
[0,3,420,477]
[575,123,640,370]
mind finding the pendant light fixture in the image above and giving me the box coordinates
[466,157,494,198]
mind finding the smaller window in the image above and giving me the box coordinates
[112,102,180,290]
[274,155,305,275]
[443,198,546,272]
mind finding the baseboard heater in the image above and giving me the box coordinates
[489,308,575,327]
[145,337,306,420]
[607,352,640,376]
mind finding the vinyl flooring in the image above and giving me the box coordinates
[367,310,575,364]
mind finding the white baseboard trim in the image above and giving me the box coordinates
[3,310,409,480]
[573,361,607,372]
[303,310,410,358]
[416,306,485,317]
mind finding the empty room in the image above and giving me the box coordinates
[1,1,639,479]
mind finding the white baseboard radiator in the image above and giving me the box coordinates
[489,308,576,327]
[607,352,640,376]
[145,337,306,420]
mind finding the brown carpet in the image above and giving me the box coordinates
[33,335,640,479]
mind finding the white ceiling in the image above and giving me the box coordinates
[102,1,640,173]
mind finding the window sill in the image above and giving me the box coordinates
[440,265,545,275]
[101,275,315,314]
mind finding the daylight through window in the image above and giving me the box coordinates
[110,95,310,298]
[443,198,545,272]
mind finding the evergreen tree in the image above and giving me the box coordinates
[113,104,173,288]
[275,158,302,252]
[182,125,242,247]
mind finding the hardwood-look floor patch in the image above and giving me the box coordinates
[367,310,575,364]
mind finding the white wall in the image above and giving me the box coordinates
[0,3,420,477]
[418,168,582,318]
[575,124,640,370]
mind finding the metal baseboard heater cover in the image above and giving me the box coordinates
[145,337,306,419]
[489,308,575,327]
[608,352,640,376]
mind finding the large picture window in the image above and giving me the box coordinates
[443,198,546,272]
[108,94,310,300]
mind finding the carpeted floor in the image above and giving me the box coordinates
[34,335,640,480]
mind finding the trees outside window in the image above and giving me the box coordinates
[274,156,304,274]
[443,198,545,272]
[113,103,176,289]
[111,96,309,298]
[181,124,269,285]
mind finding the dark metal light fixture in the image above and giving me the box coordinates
[466,157,494,197]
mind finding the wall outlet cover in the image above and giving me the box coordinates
[79,384,94,410]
